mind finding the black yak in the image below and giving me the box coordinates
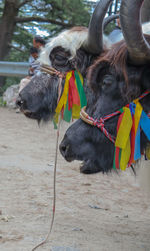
[59,0,150,174]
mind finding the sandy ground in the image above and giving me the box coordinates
[0,107,150,251]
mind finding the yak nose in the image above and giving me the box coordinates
[60,138,74,162]
[59,142,67,158]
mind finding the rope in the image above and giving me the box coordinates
[31,116,61,251]
[40,64,66,79]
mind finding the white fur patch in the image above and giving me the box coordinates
[39,29,112,65]
[39,30,88,65]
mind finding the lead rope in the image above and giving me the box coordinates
[31,116,61,251]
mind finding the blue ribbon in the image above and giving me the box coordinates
[140,110,150,141]
[134,123,141,160]
[130,103,150,161]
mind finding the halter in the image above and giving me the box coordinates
[40,64,66,79]
[80,91,150,144]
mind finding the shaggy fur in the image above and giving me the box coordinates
[39,27,111,65]
[59,38,150,174]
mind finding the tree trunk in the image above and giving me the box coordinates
[141,0,150,23]
[0,0,19,89]
[0,0,19,61]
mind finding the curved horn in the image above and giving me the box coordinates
[86,0,113,54]
[141,0,150,23]
[103,14,119,30]
[120,0,150,65]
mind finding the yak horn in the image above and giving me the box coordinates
[86,0,113,54]
[103,14,119,30]
[120,0,150,65]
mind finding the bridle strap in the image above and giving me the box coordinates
[40,64,66,105]
[80,107,117,143]
[80,91,150,144]
[40,64,66,79]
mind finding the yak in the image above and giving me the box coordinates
[59,0,150,174]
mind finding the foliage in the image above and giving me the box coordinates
[0,96,6,107]
[104,22,116,35]
[0,0,92,63]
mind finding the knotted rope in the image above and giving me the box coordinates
[40,64,66,79]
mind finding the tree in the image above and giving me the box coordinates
[0,0,91,62]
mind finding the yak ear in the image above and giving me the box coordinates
[87,61,110,92]
[142,68,150,91]
[74,48,94,76]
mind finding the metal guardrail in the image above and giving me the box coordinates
[0,61,29,77]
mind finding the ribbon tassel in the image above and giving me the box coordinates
[54,70,87,124]
[114,98,150,171]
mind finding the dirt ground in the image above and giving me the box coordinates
[0,107,150,251]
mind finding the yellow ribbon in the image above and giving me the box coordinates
[120,137,131,171]
[134,101,143,134]
[72,104,81,119]
[115,107,133,149]
[55,71,72,114]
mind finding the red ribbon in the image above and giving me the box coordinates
[115,111,124,169]
[68,72,80,110]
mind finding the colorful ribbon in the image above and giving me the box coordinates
[54,70,87,126]
[113,99,150,171]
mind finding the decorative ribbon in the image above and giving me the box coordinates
[113,97,150,171]
[54,70,87,125]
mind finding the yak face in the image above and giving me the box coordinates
[17,46,73,122]
[17,73,59,122]
[60,41,150,174]
[16,46,93,122]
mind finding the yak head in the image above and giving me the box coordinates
[16,0,115,122]
[59,0,150,174]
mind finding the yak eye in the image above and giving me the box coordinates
[102,76,112,87]
[55,54,66,61]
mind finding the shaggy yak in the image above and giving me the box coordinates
[59,0,150,174]
[16,0,120,173]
